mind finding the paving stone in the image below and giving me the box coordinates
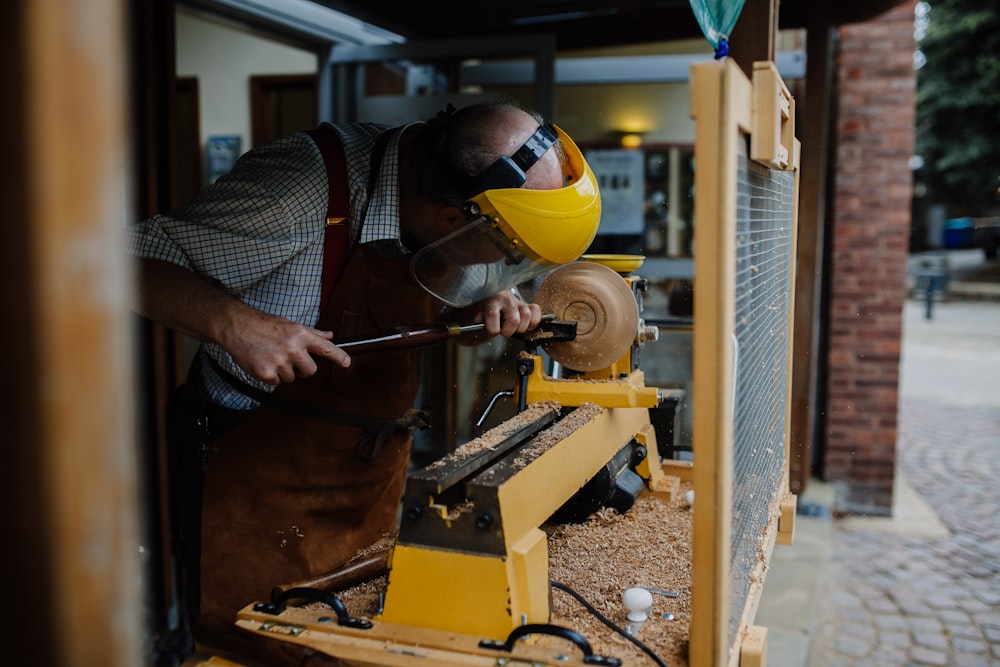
[913,630,949,651]
[823,654,857,667]
[868,597,900,614]
[828,588,864,608]
[974,613,1000,628]
[832,635,871,658]
[909,645,949,665]
[938,609,972,625]
[910,616,945,634]
[953,652,989,667]
[874,614,909,631]
[841,622,877,641]
[946,620,983,640]
[878,630,911,647]
[869,646,908,664]
[898,596,933,616]
[951,635,987,654]
[958,597,993,615]
[840,606,873,624]
[982,624,1000,642]
[931,595,963,611]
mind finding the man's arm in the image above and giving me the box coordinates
[135,257,350,385]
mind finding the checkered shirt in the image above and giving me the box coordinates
[126,122,416,409]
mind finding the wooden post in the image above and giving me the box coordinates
[788,5,836,493]
[0,1,142,665]
[727,0,779,75]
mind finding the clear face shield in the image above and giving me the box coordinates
[410,211,552,307]
[411,124,601,307]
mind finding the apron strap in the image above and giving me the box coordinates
[303,124,351,306]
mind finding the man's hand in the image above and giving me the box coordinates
[219,309,350,386]
[472,290,543,338]
[135,258,350,386]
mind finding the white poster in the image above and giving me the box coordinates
[584,149,645,235]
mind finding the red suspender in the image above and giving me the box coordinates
[304,125,351,307]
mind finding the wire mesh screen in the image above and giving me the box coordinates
[727,140,796,645]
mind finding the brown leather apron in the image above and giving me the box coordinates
[196,244,440,631]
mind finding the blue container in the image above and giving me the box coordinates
[942,217,975,249]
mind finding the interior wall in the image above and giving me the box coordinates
[175,7,318,160]
[556,81,695,145]
[550,31,803,144]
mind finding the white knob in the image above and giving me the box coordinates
[623,587,653,622]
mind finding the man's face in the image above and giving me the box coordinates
[423,120,564,267]
[435,216,520,268]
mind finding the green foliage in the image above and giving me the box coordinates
[916,0,1000,213]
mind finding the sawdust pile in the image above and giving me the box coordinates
[328,485,693,667]
[545,489,692,667]
[309,402,693,666]
[326,575,386,617]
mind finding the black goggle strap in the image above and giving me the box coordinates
[467,124,559,195]
[511,124,558,173]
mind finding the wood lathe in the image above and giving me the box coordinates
[229,256,688,667]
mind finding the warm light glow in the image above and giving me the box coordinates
[620,133,643,149]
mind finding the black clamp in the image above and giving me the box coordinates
[253,586,372,630]
[478,623,622,666]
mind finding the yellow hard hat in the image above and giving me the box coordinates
[411,124,602,306]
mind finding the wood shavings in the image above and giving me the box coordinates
[507,402,605,471]
[421,400,562,465]
[313,575,386,618]
[344,531,395,564]
[305,402,693,666]
[545,489,692,667]
[327,485,693,667]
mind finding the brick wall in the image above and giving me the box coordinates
[824,1,916,515]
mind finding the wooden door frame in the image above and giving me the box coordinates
[250,73,317,146]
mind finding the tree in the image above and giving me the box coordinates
[915,0,1000,215]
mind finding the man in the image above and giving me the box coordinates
[128,99,600,664]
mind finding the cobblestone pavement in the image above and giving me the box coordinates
[810,401,1000,666]
[807,294,1000,666]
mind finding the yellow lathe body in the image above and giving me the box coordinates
[379,400,667,638]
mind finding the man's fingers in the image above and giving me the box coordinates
[259,371,281,387]
[276,364,297,384]
[500,306,522,337]
[484,302,503,335]
[307,333,351,369]
[328,343,351,368]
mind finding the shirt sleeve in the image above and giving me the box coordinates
[124,132,328,295]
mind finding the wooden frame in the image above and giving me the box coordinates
[688,58,801,667]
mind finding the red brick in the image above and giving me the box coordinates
[822,1,916,514]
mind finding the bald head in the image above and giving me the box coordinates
[444,101,565,195]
